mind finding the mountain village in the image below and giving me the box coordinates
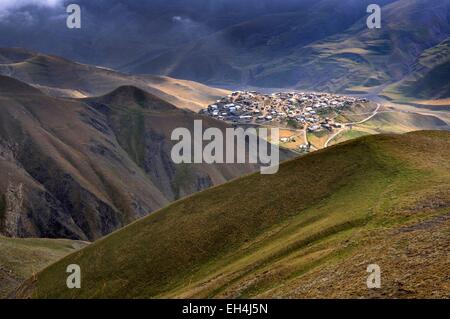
[200,91,368,131]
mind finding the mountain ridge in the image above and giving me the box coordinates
[120,0,450,96]
[0,75,267,241]
[14,130,450,298]
[0,48,229,111]
[3,0,448,97]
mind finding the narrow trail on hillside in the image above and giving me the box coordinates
[324,104,381,147]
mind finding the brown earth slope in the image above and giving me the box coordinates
[0,48,228,111]
[0,75,269,241]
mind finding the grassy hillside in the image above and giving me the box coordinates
[0,236,87,298]
[327,111,449,147]
[16,131,450,298]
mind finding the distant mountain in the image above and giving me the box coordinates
[1,0,389,69]
[0,0,450,95]
[0,75,274,241]
[382,37,450,100]
[282,0,450,94]
[121,0,401,88]
[213,0,449,92]
[1,1,447,95]
[114,0,450,96]
[0,48,228,111]
[15,131,450,299]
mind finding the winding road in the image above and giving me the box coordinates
[324,103,381,148]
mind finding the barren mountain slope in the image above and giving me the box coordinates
[0,76,264,241]
[0,48,227,111]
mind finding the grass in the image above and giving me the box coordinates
[287,119,299,129]
[307,130,329,148]
[330,129,370,145]
[0,236,88,298]
[17,131,450,299]
[359,112,448,135]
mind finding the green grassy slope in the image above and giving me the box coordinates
[0,236,88,298]
[17,131,450,299]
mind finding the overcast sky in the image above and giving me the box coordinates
[0,0,63,14]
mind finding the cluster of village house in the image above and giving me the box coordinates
[200,91,368,133]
